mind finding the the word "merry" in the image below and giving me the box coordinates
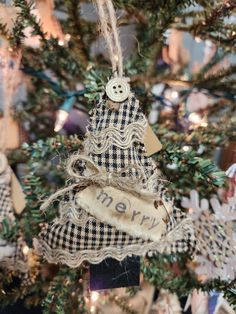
[96,189,161,230]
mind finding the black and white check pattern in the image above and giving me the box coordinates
[38,93,196,265]
[40,207,196,255]
[43,219,145,253]
[166,207,196,254]
[87,95,155,177]
[0,185,14,223]
[0,174,28,273]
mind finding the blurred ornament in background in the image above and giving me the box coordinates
[185,290,235,314]
[182,189,236,280]
[148,102,161,125]
[152,83,166,97]
[159,29,189,73]
[0,3,18,32]
[0,32,27,150]
[213,147,222,168]
[149,83,178,124]
[221,163,236,205]
[203,40,217,65]
[59,104,89,137]
[186,90,217,112]
[23,0,66,48]
[184,289,208,314]
[0,153,30,276]
[219,142,236,171]
[151,289,182,314]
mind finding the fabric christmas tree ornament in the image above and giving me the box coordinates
[34,0,196,267]
[0,153,28,273]
[0,35,29,273]
[34,92,196,267]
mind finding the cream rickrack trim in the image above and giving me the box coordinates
[84,120,147,155]
[57,201,92,226]
[33,218,192,268]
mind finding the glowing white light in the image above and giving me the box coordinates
[65,34,71,41]
[114,54,119,62]
[188,112,201,124]
[22,245,29,255]
[58,39,64,46]
[183,146,191,152]
[189,208,194,214]
[197,145,205,155]
[91,292,99,303]
[170,90,179,99]
[167,163,178,170]
[90,305,96,313]
[86,64,93,71]
[54,110,69,132]
[195,37,202,43]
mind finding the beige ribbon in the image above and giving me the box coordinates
[40,154,166,213]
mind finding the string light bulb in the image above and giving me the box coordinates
[54,109,69,132]
[22,244,29,255]
[195,37,202,43]
[90,291,99,303]
[170,90,179,100]
[54,96,76,132]
[58,39,65,46]
[188,112,208,128]
[183,146,191,152]
[188,112,201,124]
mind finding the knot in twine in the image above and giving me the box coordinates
[40,154,162,213]
[67,154,148,190]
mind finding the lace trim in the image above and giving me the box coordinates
[84,120,147,154]
[34,218,192,267]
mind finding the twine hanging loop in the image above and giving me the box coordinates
[95,0,123,77]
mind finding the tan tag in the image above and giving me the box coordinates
[11,172,26,214]
[144,124,162,156]
[76,185,170,242]
[0,116,20,150]
[0,153,8,174]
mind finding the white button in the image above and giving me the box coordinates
[0,152,8,174]
[105,77,130,102]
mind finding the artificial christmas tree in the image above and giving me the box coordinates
[0,0,235,313]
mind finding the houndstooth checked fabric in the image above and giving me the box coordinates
[35,93,196,267]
